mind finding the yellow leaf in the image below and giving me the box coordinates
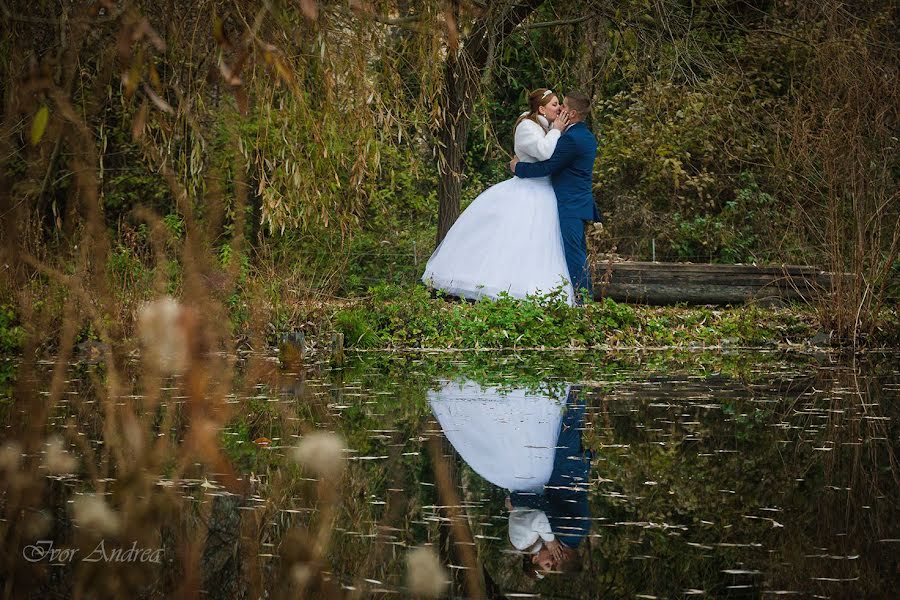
[273,55,295,87]
[212,13,228,47]
[31,105,49,146]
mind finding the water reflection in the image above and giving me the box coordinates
[507,386,591,579]
[4,350,898,599]
[429,380,567,493]
[430,381,592,579]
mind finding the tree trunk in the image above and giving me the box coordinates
[434,0,545,245]
[435,51,474,244]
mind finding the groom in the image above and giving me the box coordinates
[510,91,599,301]
[510,386,592,575]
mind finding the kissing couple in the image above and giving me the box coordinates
[422,89,601,307]
[428,381,593,579]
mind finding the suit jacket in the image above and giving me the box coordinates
[514,121,600,222]
[509,388,592,548]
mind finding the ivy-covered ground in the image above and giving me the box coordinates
[326,284,899,351]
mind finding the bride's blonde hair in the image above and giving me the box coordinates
[514,88,557,136]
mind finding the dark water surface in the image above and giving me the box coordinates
[7,350,899,599]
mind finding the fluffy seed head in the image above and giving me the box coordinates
[290,431,346,478]
[290,564,313,587]
[44,436,78,474]
[72,494,121,535]
[0,441,23,472]
[406,546,449,598]
[137,296,188,374]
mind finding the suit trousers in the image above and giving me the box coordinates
[559,217,591,299]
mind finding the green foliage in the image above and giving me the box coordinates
[668,175,791,263]
[0,304,24,355]
[162,213,184,240]
[332,308,381,348]
[341,142,439,293]
[106,243,152,302]
[0,304,23,400]
[219,245,253,332]
[99,102,173,222]
[329,285,817,350]
[595,73,789,259]
[104,169,171,220]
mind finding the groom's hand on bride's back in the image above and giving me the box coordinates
[509,156,519,174]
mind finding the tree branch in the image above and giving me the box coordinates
[520,15,593,30]
[0,0,123,24]
[369,13,421,26]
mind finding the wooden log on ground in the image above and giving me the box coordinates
[594,261,837,305]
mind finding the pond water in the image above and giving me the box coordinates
[5,350,898,599]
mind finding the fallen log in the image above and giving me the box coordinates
[594,261,837,305]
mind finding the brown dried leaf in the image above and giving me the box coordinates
[149,62,162,90]
[144,85,174,114]
[132,99,149,140]
[132,17,167,52]
[117,23,135,62]
[444,8,458,52]
[218,59,243,86]
[299,0,319,21]
[234,87,249,115]
[272,55,295,87]
[348,0,373,15]
[122,47,144,100]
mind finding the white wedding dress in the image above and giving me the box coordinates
[429,379,569,554]
[422,116,575,305]
[427,379,568,493]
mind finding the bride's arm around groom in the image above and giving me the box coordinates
[514,115,562,162]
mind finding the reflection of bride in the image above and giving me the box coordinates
[428,379,570,559]
[428,380,568,492]
[421,88,575,306]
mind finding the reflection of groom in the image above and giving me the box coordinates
[509,386,592,574]
[510,91,599,301]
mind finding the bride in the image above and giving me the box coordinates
[421,88,575,306]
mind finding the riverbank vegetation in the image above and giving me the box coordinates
[1,0,897,357]
[2,4,898,599]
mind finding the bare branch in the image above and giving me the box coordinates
[369,13,421,26]
[520,15,593,30]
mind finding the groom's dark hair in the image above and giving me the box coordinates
[565,91,591,118]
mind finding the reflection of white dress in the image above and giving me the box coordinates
[422,116,575,306]
[427,379,568,493]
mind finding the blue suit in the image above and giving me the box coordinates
[514,122,599,296]
[509,387,592,549]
